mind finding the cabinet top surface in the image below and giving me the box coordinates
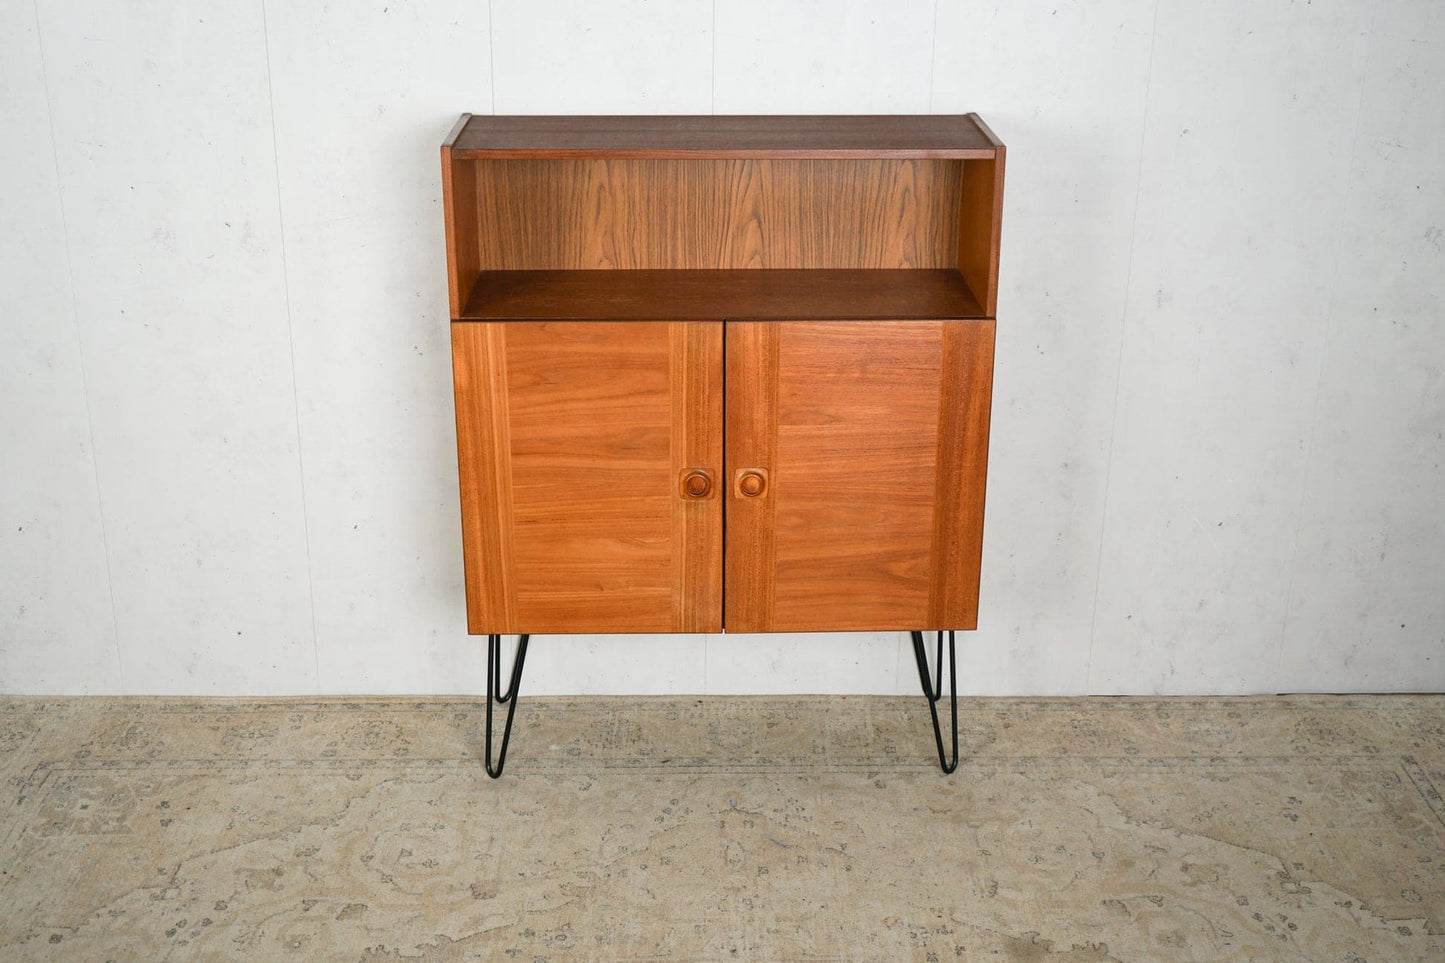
[444,113,1003,159]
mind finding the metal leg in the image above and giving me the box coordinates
[910,630,958,774]
[493,635,522,704]
[921,629,943,703]
[485,633,530,778]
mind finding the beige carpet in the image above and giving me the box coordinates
[1,694,1442,961]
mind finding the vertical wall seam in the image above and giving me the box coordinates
[1084,0,1161,694]
[258,0,323,693]
[710,0,716,114]
[32,0,126,690]
[488,0,497,114]
[1274,13,1375,694]
[926,0,940,114]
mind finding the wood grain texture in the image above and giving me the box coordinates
[964,112,1005,151]
[450,114,1001,159]
[451,322,517,633]
[725,320,994,632]
[724,323,779,632]
[958,150,1005,317]
[928,320,996,630]
[671,322,724,632]
[472,160,962,271]
[459,269,986,322]
[770,321,940,633]
[452,321,722,633]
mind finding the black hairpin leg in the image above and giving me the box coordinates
[910,630,958,774]
[485,633,530,778]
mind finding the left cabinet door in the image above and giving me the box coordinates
[452,321,724,634]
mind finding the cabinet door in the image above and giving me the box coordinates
[725,320,994,632]
[452,321,723,634]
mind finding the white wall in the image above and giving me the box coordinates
[2,0,1441,697]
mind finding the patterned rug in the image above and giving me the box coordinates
[1,695,1442,960]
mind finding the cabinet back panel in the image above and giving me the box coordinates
[472,160,963,270]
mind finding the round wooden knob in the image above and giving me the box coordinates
[681,469,712,498]
[737,469,767,497]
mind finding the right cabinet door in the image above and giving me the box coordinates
[724,320,995,633]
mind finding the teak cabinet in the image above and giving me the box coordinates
[443,114,1004,638]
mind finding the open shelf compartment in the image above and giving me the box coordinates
[442,114,1005,323]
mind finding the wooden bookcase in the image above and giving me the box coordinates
[442,114,1004,639]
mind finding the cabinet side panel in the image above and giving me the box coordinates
[442,149,480,318]
[451,323,518,632]
[671,322,725,632]
[472,160,960,270]
[929,320,996,629]
[767,322,944,632]
[724,322,780,631]
[958,151,1004,316]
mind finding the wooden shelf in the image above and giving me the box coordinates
[446,113,1004,160]
[458,269,987,322]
